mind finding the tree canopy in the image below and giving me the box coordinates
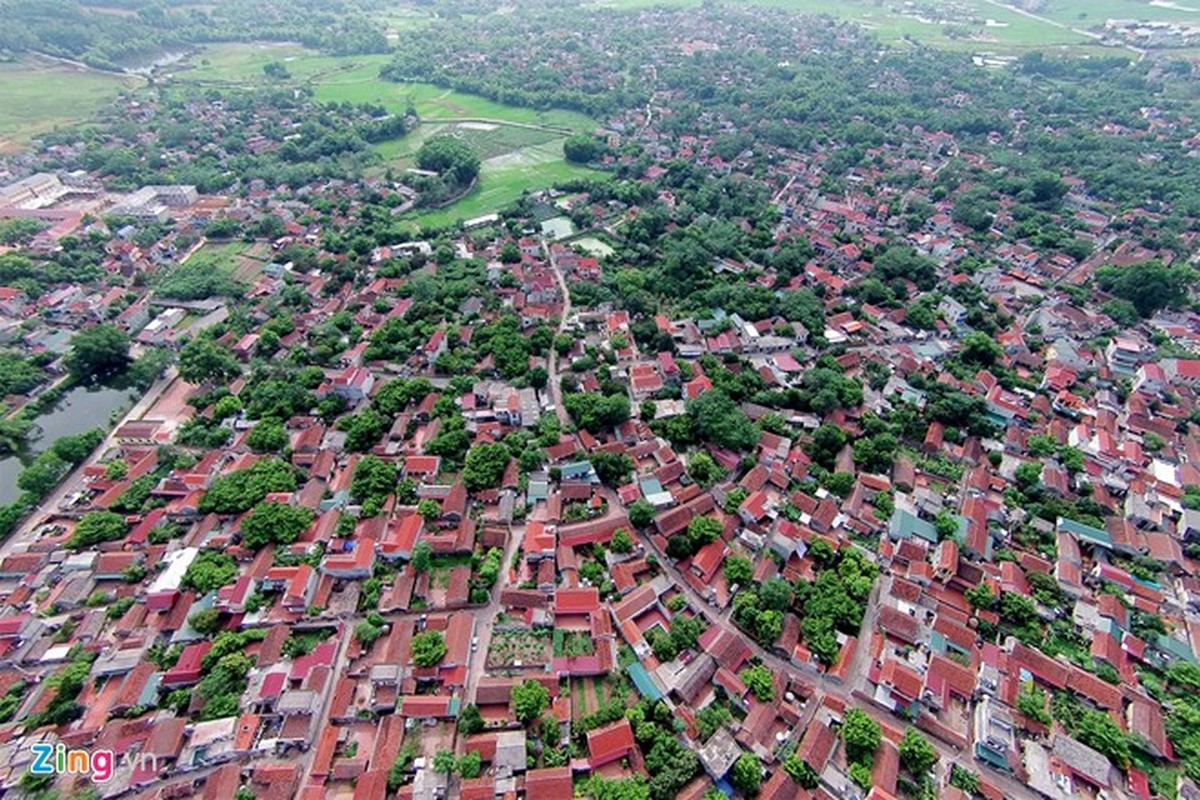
[65,325,130,381]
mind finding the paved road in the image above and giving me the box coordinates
[542,237,572,426]
[465,510,526,705]
[297,621,352,789]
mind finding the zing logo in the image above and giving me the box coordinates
[29,743,159,783]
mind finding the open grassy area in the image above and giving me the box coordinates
[402,144,607,230]
[0,57,143,148]
[184,241,248,273]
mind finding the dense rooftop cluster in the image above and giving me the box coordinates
[0,3,1197,800]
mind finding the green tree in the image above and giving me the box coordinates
[628,499,655,529]
[687,390,759,451]
[463,443,510,491]
[351,455,398,506]
[564,391,630,433]
[511,679,550,724]
[783,755,818,788]
[841,708,881,765]
[199,457,297,514]
[740,664,775,701]
[807,423,847,469]
[246,419,288,453]
[1015,461,1043,489]
[853,432,898,473]
[178,337,240,385]
[66,324,131,380]
[188,608,224,635]
[965,582,996,611]
[949,764,980,795]
[240,502,315,549]
[934,511,960,541]
[416,135,481,185]
[899,729,937,775]
[1074,709,1131,770]
[686,452,723,488]
[459,703,485,735]
[610,528,634,554]
[412,540,432,573]
[1096,259,1196,318]
[456,750,482,779]
[499,242,522,263]
[417,498,441,522]
[411,630,447,667]
[355,620,385,645]
[730,753,763,795]
[960,331,1002,368]
[181,550,239,594]
[686,516,723,551]
[433,749,456,777]
[563,133,603,164]
[341,408,385,452]
[724,555,753,587]
[67,510,129,549]
[759,577,794,612]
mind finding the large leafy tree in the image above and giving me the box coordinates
[686,390,759,451]
[411,631,447,667]
[239,502,315,549]
[841,708,882,764]
[66,511,128,549]
[181,550,239,594]
[511,679,550,724]
[462,443,510,491]
[65,325,130,381]
[178,337,240,385]
[415,135,480,185]
[1096,260,1196,318]
[899,729,937,775]
[730,754,763,795]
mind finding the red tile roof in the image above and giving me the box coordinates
[587,717,636,768]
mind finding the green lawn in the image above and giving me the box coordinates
[0,58,143,146]
[400,142,607,230]
[184,241,251,274]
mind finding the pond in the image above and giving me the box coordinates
[0,383,136,505]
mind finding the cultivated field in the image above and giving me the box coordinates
[0,57,143,147]
[185,240,269,283]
